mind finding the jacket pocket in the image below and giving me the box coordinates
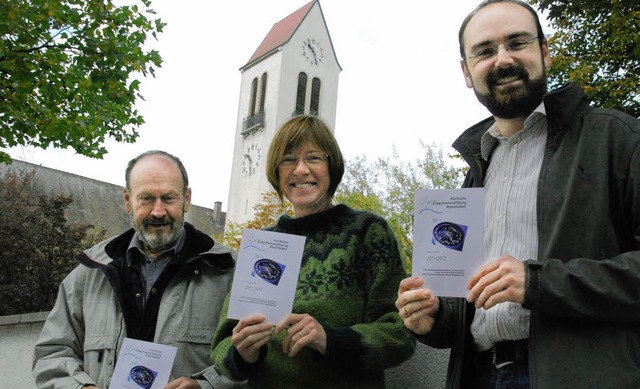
[83,335,118,387]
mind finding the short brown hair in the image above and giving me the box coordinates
[266,115,344,200]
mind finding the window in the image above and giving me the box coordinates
[295,72,307,116]
[259,73,268,113]
[310,77,321,115]
[249,77,258,117]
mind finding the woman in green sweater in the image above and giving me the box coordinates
[211,115,415,388]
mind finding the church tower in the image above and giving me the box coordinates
[226,0,341,225]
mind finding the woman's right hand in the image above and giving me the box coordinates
[231,314,274,364]
[395,276,440,335]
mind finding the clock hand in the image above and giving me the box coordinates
[307,42,318,64]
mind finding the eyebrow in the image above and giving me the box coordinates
[470,31,534,51]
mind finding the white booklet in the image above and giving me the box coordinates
[412,188,485,298]
[110,338,177,389]
[227,228,306,323]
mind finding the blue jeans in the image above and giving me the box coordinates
[472,361,530,389]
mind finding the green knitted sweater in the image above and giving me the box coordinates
[211,204,415,388]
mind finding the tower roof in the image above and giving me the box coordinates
[241,0,340,70]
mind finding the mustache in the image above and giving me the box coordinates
[487,65,528,85]
[143,217,173,227]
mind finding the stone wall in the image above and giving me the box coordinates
[1,159,225,237]
[0,312,448,388]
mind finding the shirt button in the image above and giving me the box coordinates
[194,270,200,275]
[152,262,158,268]
[151,287,158,295]
[135,293,142,298]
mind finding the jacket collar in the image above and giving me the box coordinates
[453,82,587,160]
[79,222,235,272]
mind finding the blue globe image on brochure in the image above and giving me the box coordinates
[128,365,157,389]
[253,258,285,285]
[432,221,467,251]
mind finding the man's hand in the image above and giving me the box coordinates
[395,276,440,336]
[467,255,526,309]
[162,377,201,388]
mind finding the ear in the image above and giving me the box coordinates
[460,60,473,89]
[541,38,551,69]
[124,188,132,213]
[184,187,192,213]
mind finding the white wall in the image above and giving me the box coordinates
[0,312,448,389]
[0,312,48,389]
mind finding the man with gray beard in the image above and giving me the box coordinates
[33,151,239,389]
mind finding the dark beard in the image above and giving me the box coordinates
[474,65,547,119]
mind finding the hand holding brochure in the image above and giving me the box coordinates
[412,188,485,297]
[228,229,305,323]
[110,338,177,389]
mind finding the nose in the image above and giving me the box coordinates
[151,198,167,218]
[494,44,515,67]
[292,159,311,174]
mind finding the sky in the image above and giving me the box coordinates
[5,0,503,210]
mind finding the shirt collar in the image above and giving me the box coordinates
[480,102,547,160]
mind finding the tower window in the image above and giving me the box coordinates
[249,77,258,117]
[295,72,307,116]
[310,77,321,115]
[260,73,268,113]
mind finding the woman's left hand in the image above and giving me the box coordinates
[274,313,327,357]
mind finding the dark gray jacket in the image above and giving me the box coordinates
[422,82,640,388]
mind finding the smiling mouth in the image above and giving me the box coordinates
[494,75,522,86]
[292,183,316,188]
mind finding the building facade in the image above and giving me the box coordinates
[226,0,342,225]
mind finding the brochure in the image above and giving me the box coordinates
[110,338,177,389]
[412,187,485,297]
[227,228,306,323]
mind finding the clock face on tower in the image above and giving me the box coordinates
[301,37,324,66]
[242,143,261,178]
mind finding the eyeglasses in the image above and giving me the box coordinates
[465,35,540,63]
[279,153,329,168]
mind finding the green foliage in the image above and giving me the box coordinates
[0,169,106,315]
[0,0,165,164]
[529,0,640,117]
[336,141,465,271]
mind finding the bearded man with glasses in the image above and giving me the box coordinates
[396,1,640,388]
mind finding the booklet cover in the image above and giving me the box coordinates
[110,338,177,389]
[412,188,485,298]
[227,228,306,323]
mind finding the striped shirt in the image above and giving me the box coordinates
[470,104,547,351]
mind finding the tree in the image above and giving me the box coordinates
[529,0,640,117]
[335,141,465,271]
[0,0,165,164]
[222,191,294,252]
[0,169,106,315]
